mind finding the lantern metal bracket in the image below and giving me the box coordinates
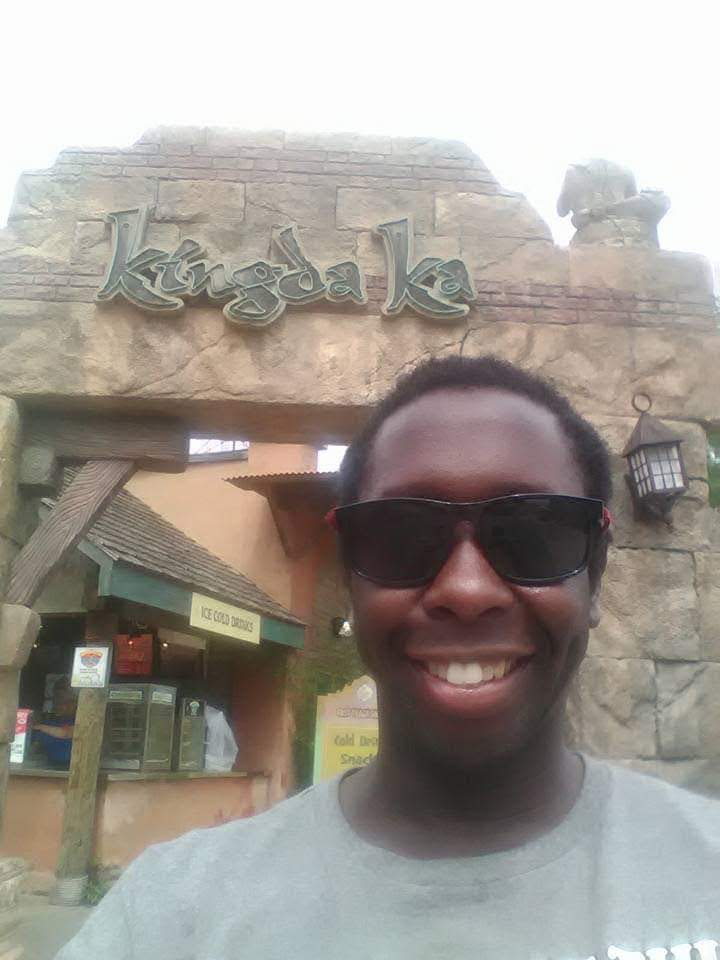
[624,474,678,527]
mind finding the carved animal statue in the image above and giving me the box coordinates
[557,158,670,247]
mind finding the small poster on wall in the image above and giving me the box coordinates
[70,645,111,689]
[313,676,379,783]
[10,709,33,764]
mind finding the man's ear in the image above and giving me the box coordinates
[589,584,602,629]
[588,536,610,629]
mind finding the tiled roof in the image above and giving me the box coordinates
[44,475,303,627]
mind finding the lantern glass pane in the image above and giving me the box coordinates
[645,443,681,493]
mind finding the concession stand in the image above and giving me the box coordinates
[5,476,304,885]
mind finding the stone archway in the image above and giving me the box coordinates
[1,128,719,905]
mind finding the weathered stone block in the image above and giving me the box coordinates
[206,128,285,152]
[287,131,391,155]
[142,221,181,252]
[156,180,245,223]
[567,656,657,758]
[0,671,20,743]
[589,547,699,661]
[0,604,40,671]
[391,137,476,161]
[630,327,720,423]
[696,552,720,661]
[460,321,532,365]
[710,510,720,553]
[0,398,20,540]
[461,236,569,285]
[0,218,73,260]
[0,856,27,922]
[0,537,15,598]
[336,188,434,235]
[699,662,720,758]
[435,192,552,241]
[569,246,714,300]
[18,444,60,493]
[657,661,704,758]
[70,220,108,270]
[9,175,156,222]
[465,320,719,426]
[357,232,460,276]
[522,323,632,417]
[245,183,336,233]
[0,301,87,399]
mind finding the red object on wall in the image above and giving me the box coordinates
[113,634,153,676]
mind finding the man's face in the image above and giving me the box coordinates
[350,387,600,767]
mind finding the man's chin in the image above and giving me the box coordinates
[384,692,570,774]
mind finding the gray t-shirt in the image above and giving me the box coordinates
[57,756,720,960]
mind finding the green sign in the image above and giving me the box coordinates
[96,209,477,327]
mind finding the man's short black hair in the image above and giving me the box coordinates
[338,354,612,585]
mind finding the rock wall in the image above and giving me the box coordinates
[0,128,719,794]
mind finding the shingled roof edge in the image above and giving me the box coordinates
[41,476,304,629]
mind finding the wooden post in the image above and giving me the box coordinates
[53,611,117,902]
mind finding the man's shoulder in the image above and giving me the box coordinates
[128,779,332,882]
[55,782,338,958]
[592,756,720,852]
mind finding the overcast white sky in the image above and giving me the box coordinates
[1,0,719,266]
[0,0,720,262]
[3,0,717,471]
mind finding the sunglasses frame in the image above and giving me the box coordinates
[330,494,610,588]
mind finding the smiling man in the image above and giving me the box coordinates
[58,356,719,960]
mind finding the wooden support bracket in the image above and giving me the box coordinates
[6,459,136,608]
[24,412,188,473]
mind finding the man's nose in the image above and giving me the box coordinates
[421,529,515,621]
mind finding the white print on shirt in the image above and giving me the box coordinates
[599,941,719,960]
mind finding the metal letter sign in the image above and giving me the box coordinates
[96,208,366,327]
[96,209,476,327]
[375,218,476,320]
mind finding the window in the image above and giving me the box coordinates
[188,439,249,462]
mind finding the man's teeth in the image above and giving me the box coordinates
[425,659,516,685]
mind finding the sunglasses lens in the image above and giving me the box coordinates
[480,497,593,582]
[335,496,600,587]
[336,500,451,585]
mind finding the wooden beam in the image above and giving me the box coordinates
[6,459,135,607]
[54,611,116,888]
[24,412,188,473]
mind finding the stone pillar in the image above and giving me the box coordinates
[0,396,41,934]
[567,413,720,795]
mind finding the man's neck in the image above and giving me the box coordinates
[338,724,584,859]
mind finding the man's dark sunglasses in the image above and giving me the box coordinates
[328,494,611,588]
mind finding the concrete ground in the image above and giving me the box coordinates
[2,895,92,959]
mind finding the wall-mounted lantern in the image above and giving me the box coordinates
[622,394,688,522]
